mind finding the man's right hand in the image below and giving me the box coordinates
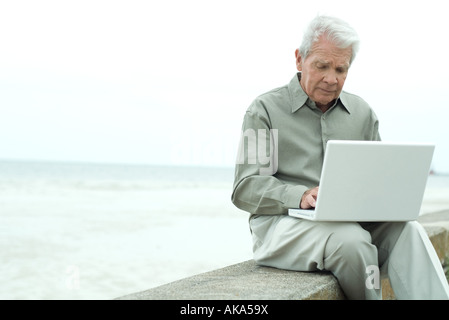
[300,187,319,209]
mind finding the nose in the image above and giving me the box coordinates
[323,71,338,86]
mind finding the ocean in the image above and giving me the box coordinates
[1,160,448,300]
[0,160,253,300]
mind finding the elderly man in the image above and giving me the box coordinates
[232,15,449,300]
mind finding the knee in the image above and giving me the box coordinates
[399,220,428,243]
[324,223,375,261]
[404,220,424,233]
[390,221,424,239]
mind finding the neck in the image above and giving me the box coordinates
[316,101,334,113]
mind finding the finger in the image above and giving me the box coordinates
[308,195,317,207]
[300,187,319,209]
[308,187,318,207]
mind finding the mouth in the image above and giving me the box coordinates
[318,88,335,94]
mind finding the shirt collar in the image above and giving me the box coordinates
[289,72,352,114]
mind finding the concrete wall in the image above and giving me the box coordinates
[117,210,449,300]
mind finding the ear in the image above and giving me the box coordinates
[295,49,302,71]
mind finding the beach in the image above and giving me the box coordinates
[1,161,448,300]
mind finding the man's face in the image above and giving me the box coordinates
[295,36,352,109]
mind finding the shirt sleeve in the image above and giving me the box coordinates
[231,102,309,216]
[372,110,382,141]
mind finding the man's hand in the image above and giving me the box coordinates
[300,187,319,209]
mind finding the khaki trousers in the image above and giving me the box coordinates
[249,215,449,300]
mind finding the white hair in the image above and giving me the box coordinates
[299,15,360,65]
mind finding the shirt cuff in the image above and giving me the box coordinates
[283,184,309,209]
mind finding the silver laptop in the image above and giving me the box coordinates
[288,140,435,221]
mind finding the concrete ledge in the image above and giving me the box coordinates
[118,260,345,300]
[117,210,449,300]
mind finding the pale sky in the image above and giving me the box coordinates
[1,0,449,173]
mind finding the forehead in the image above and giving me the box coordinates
[308,36,352,66]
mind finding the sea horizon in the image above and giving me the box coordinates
[1,157,448,175]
